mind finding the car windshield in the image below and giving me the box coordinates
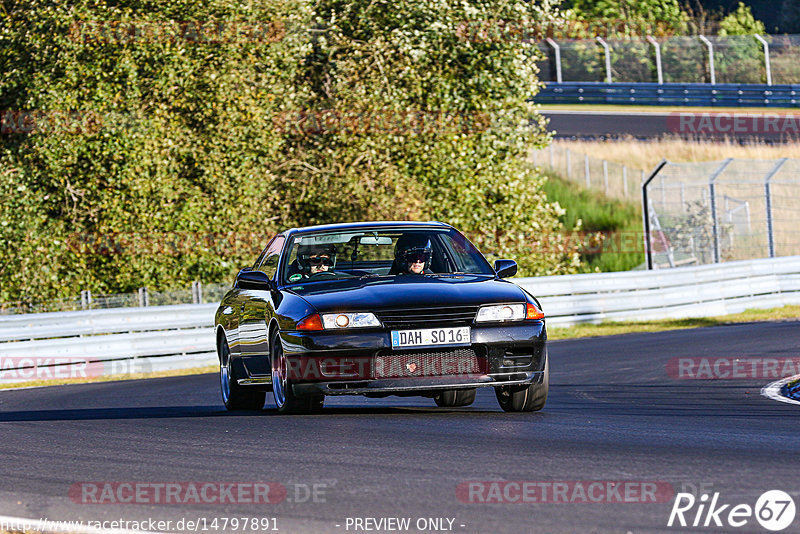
[281,227,495,285]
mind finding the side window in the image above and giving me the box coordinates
[260,254,280,279]
[255,236,285,279]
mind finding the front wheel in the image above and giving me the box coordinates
[270,330,324,414]
[219,336,266,411]
[434,388,477,407]
[495,351,549,413]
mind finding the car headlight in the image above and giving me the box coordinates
[321,312,382,329]
[476,303,525,322]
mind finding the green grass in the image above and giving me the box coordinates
[541,170,644,272]
[548,305,800,340]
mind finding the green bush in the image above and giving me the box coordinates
[0,0,577,305]
[541,172,644,272]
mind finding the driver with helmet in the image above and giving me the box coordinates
[294,243,336,277]
[390,234,433,275]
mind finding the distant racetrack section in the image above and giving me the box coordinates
[541,109,800,142]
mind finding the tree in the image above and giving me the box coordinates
[718,2,766,35]
[0,0,577,305]
[568,0,689,37]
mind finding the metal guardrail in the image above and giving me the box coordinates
[517,256,800,326]
[535,82,800,107]
[0,304,218,384]
[0,303,218,342]
[1,256,798,383]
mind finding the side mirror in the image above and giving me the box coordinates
[493,259,518,279]
[236,268,274,290]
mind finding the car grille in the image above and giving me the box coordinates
[374,348,488,379]
[376,306,478,329]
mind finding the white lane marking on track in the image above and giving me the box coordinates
[761,373,800,406]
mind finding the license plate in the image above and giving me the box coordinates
[391,326,471,349]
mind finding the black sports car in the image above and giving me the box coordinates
[214,221,548,414]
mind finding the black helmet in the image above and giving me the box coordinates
[394,234,432,271]
[297,243,336,273]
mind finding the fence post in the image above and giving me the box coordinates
[596,36,612,83]
[646,36,664,84]
[585,154,591,187]
[623,166,628,197]
[80,290,92,310]
[642,160,669,270]
[138,287,149,307]
[680,183,686,213]
[545,38,563,83]
[603,160,609,195]
[764,158,788,258]
[754,34,772,86]
[708,159,733,263]
[566,148,572,179]
[699,35,716,85]
[192,281,203,304]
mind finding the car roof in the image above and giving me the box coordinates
[282,221,452,237]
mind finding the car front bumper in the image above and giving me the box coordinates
[279,321,546,397]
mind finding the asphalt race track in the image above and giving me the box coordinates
[541,109,800,142]
[1,321,799,533]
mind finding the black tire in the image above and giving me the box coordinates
[495,351,549,413]
[270,330,324,414]
[434,388,477,407]
[219,335,266,411]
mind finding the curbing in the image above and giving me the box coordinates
[760,374,800,406]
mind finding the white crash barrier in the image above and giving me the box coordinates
[1,256,799,382]
[516,256,800,326]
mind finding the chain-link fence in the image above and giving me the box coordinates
[531,143,645,201]
[644,158,800,268]
[536,35,800,84]
[0,281,231,315]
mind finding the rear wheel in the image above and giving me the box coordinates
[495,351,549,413]
[219,336,265,411]
[434,388,477,407]
[270,330,324,414]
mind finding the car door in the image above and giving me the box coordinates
[239,235,285,377]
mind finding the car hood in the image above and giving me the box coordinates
[287,275,528,313]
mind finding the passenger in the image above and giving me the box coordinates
[390,234,433,275]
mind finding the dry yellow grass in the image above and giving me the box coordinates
[548,305,800,340]
[556,137,800,171]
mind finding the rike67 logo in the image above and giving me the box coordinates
[668,490,796,531]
